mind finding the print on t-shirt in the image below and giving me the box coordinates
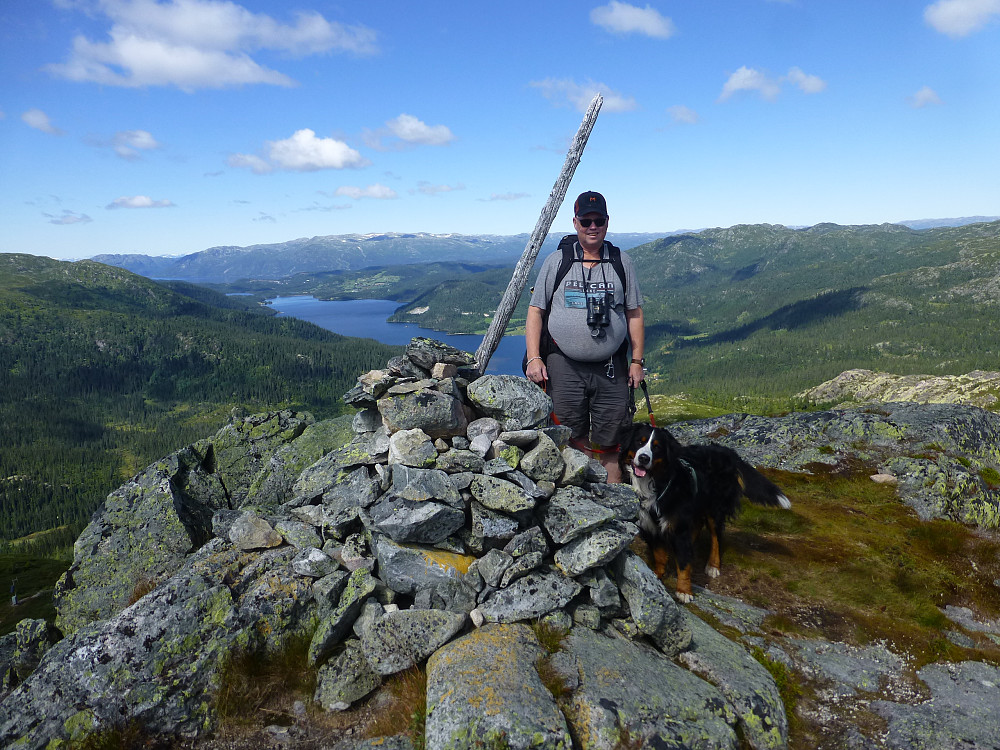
[564,279,616,309]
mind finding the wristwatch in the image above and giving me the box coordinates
[631,358,645,366]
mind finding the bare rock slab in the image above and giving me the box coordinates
[425,623,572,750]
[548,628,739,750]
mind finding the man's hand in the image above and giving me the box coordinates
[526,357,548,384]
[628,362,644,388]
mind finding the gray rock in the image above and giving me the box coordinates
[53,444,225,635]
[553,521,637,577]
[368,496,465,545]
[499,551,544,587]
[612,551,692,656]
[351,407,382,434]
[425,624,572,750]
[246,416,353,509]
[293,442,384,503]
[390,465,461,506]
[308,568,378,666]
[470,502,520,549]
[404,337,476,369]
[387,378,436,395]
[540,486,616,544]
[548,628,739,749]
[691,587,771,634]
[490,441,524,470]
[435,448,485,474]
[359,608,466,675]
[466,417,502,443]
[275,520,322,549]
[587,482,641,522]
[519,433,565,483]
[477,548,514,588]
[343,369,396,407]
[502,469,552,500]
[374,536,474,595]
[8,619,59,685]
[469,474,535,514]
[386,354,429,379]
[229,511,283,550]
[388,428,437,468]
[503,526,549,558]
[498,429,541,447]
[468,433,493,458]
[872,661,1000,750]
[313,570,351,617]
[379,389,468,439]
[291,547,339,578]
[466,375,552,431]
[678,609,788,750]
[477,568,581,623]
[559,446,593,486]
[212,410,312,505]
[578,568,621,610]
[790,638,906,697]
[313,640,382,711]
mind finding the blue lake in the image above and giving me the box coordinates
[266,296,525,376]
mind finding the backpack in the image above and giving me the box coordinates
[521,235,629,374]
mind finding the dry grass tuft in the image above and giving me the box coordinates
[362,665,427,748]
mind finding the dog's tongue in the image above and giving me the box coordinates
[632,466,647,477]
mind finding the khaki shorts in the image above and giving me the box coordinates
[545,351,631,447]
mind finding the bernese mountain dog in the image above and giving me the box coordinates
[619,423,791,603]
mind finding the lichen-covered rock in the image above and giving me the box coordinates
[404,338,477,370]
[359,609,466,676]
[476,568,581,623]
[212,410,312,504]
[612,551,692,656]
[388,428,438,468]
[309,568,378,666]
[53,444,225,635]
[374,537,474,595]
[678,609,788,750]
[466,375,551,431]
[468,474,535,514]
[425,624,572,750]
[245,415,353,509]
[872,661,1000,750]
[518,432,565,483]
[228,511,283,550]
[552,521,637,577]
[314,640,382,711]
[548,628,739,750]
[379,390,468,439]
[368,497,465,545]
[540,486,616,544]
[389,465,461,505]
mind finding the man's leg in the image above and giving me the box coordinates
[588,360,631,484]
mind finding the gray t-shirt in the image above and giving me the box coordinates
[529,242,643,362]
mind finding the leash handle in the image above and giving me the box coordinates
[639,379,657,427]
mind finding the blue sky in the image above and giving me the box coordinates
[2,0,998,260]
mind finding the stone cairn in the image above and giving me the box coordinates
[3,337,743,750]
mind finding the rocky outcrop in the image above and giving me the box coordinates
[2,337,995,749]
[798,368,1000,410]
[669,401,1000,528]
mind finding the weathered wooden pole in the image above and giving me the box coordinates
[474,93,604,373]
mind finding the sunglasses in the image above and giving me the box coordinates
[577,217,606,228]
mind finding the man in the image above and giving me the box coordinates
[524,191,645,483]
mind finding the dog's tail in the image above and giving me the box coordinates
[737,459,791,509]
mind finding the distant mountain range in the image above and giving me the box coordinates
[90,232,671,284]
[895,216,999,230]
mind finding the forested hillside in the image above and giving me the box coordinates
[0,254,399,551]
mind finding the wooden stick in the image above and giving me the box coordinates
[474,93,604,373]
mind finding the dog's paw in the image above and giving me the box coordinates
[705,565,720,579]
[676,591,694,604]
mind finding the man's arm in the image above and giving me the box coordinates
[525,305,548,384]
[626,306,644,387]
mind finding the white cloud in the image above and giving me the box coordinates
[334,184,398,200]
[590,2,676,39]
[718,66,826,102]
[910,86,943,107]
[227,153,273,174]
[267,129,368,171]
[718,67,781,102]
[925,0,1000,37]
[785,67,827,94]
[46,0,377,90]
[667,105,699,124]
[22,109,64,135]
[106,195,175,209]
[45,210,93,225]
[113,129,160,159]
[386,114,454,146]
[365,114,456,151]
[530,79,637,113]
